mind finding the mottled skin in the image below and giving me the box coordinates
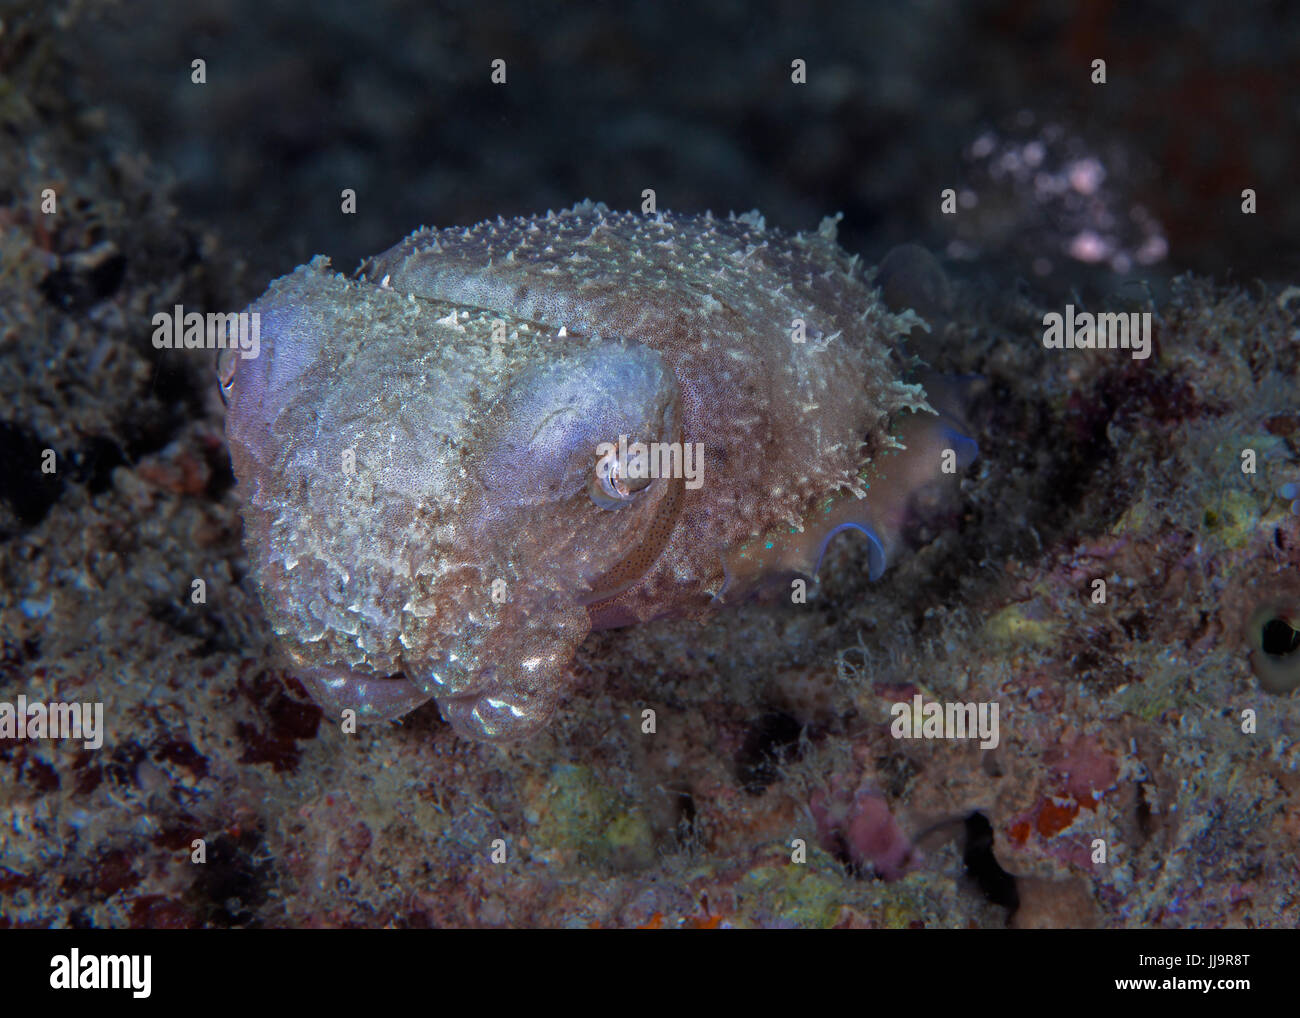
[223,202,965,740]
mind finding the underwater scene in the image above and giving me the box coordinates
[1,0,1298,939]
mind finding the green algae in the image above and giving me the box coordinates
[985,602,1059,648]
[735,856,849,928]
[532,763,656,870]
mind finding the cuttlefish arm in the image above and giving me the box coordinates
[720,407,978,595]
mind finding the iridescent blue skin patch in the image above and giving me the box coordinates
[721,406,978,596]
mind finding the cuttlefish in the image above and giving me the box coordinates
[221,202,976,740]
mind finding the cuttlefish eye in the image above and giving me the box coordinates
[589,443,654,510]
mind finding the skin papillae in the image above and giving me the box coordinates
[222,201,965,741]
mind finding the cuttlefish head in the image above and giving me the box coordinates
[223,260,687,741]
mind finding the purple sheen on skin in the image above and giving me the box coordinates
[469,340,681,566]
[222,273,337,444]
[298,665,433,722]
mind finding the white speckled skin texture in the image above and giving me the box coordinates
[223,202,946,740]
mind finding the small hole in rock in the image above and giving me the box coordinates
[1260,618,1300,657]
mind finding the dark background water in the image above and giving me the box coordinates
[60,0,1300,302]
